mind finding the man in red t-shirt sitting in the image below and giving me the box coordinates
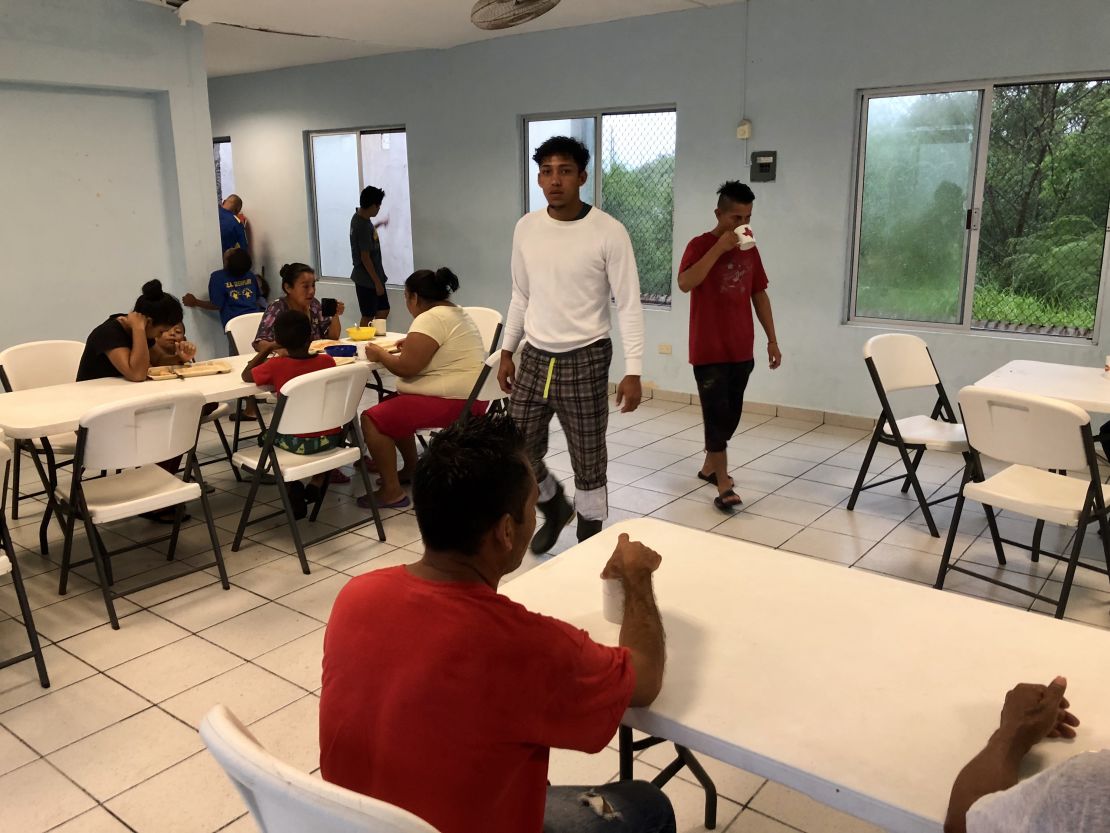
[678,181,782,512]
[319,414,675,833]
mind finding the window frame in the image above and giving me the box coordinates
[305,123,411,288]
[846,75,1110,344]
[212,136,233,204]
[520,105,679,308]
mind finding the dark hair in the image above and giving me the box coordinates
[134,279,183,327]
[273,309,311,351]
[226,248,253,279]
[404,267,460,303]
[279,263,315,292]
[413,414,533,557]
[360,185,386,209]
[532,136,590,172]
[717,181,756,208]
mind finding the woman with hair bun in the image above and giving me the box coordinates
[253,262,343,349]
[358,267,487,509]
[76,279,184,382]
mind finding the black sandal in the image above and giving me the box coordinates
[713,489,743,513]
[697,471,719,486]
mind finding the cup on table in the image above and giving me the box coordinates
[602,578,624,624]
[373,318,388,337]
[1104,355,1110,377]
[735,224,757,251]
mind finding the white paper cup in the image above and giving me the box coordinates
[602,578,625,624]
[735,224,757,251]
[373,319,388,336]
[1104,355,1110,373]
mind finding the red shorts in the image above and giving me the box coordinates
[363,393,487,440]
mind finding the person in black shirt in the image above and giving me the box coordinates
[77,279,184,382]
[349,185,391,328]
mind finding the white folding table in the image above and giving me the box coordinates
[976,359,1110,413]
[502,517,1110,833]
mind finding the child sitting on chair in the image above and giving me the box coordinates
[150,322,198,367]
[241,309,341,518]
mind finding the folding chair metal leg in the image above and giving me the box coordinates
[272,473,312,575]
[308,475,330,523]
[57,499,79,595]
[901,447,925,494]
[935,494,966,590]
[1,519,49,687]
[982,505,1007,565]
[166,504,185,561]
[1031,520,1044,563]
[847,420,883,511]
[232,462,269,552]
[192,456,230,590]
[11,445,22,520]
[894,442,939,537]
[355,455,386,542]
[80,513,119,629]
[1055,519,1089,619]
[213,419,242,482]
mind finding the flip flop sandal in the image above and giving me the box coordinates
[357,493,410,510]
[713,490,743,513]
[697,471,719,485]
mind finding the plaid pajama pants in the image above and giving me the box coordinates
[510,339,613,521]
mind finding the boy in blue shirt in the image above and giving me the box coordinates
[184,249,266,328]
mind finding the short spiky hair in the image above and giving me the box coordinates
[413,413,533,557]
[717,181,755,208]
[360,185,385,209]
[532,136,590,172]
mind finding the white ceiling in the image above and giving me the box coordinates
[170,0,740,77]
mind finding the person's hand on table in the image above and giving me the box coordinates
[601,533,662,581]
[999,676,1079,752]
[364,343,390,363]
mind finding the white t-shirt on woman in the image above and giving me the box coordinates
[395,305,486,399]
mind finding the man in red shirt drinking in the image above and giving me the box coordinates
[319,414,674,833]
[678,181,782,512]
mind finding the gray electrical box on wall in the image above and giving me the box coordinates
[750,150,777,182]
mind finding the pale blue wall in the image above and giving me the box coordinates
[209,0,1110,414]
[0,0,224,358]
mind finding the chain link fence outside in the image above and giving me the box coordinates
[599,111,677,306]
[971,80,1110,337]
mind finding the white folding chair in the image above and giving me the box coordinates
[53,390,229,629]
[0,433,49,688]
[231,364,386,573]
[848,334,968,536]
[0,340,84,535]
[200,705,440,833]
[460,306,503,356]
[224,311,269,452]
[935,386,1110,618]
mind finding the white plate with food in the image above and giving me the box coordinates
[176,360,233,378]
[147,366,180,381]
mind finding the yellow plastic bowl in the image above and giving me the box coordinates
[346,326,376,341]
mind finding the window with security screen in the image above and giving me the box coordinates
[525,109,678,307]
[850,79,1110,338]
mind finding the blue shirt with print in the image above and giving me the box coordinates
[209,269,263,327]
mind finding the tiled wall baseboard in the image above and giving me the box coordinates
[608,383,876,431]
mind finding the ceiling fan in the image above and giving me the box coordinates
[471,0,561,31]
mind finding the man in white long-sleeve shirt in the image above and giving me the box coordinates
[498,136,644,552]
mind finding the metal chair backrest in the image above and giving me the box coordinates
[863,334,940,394]
[273,364,371,436]
[460,307,503,356]
[959,386,1092,473]
[226,312,266,356]
[0,340,86,391]
[200,705,441,833]
[78,390,206,472]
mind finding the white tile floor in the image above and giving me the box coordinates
[3,394,1110,833]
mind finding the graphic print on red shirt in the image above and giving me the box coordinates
[680,231,769,365]
[319,566,636,833]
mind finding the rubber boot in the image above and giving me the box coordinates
[577,515,603,542]
[530,483,574,554]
